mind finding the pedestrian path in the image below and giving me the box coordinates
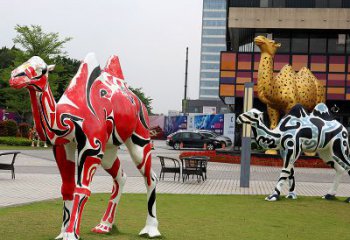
[0,151,349,207]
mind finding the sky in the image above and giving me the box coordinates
[0,0,203,114]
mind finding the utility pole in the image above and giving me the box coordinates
[183,47,189,113]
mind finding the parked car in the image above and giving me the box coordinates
[196,130,232,148]
[166,130,221,150]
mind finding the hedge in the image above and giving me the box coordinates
[179,151,330,169]
[0,137,32,146]
[0,120,19,137]
[19,123,31,138]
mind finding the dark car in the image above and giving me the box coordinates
[166,131,221,150]
[196,130,232,148]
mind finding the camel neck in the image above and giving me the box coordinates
[251,120,281,150]
[28,83,57,142]
[257,53,274,104]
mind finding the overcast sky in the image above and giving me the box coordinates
[0,0,202,114]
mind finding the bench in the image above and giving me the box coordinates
[0,151,20,179]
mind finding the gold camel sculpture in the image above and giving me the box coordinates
[254,35,326,154]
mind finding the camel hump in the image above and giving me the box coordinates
[280,64,294,72]
[104,55,124,80]
[66,52,101,91]
[287,104,308,118]
[311,103,333,121]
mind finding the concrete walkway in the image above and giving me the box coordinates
[0,142,349,207]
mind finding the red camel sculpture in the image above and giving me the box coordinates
[9,53,160,240]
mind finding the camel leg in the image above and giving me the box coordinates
[285,167,297,199]
[265,105,280,155]
[266,144,300,201]
[318,151,346,200]
[125,134,161,238]
[53,142,76,240]
[63,140,104,240]
[92,146,127,234]
[267,105,280,130]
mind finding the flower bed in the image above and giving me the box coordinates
[179,151,330,169]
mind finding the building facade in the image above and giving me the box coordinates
[199,0,227,100]
[219,0,350,125]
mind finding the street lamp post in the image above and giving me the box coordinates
[240,82,254,188]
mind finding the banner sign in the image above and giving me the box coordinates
[194,114,224,135]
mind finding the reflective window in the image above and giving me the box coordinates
[291,33,308,53]
[182,132,191,139]
[286,0,314,7]
[329,0,342,7]
[347,34,350,54]
[204,0,226,9]
[200,89,219,95]
[202,29,226,35]
[202,46,226,52]
[274,32,291,53]
[201,81,219,87]
[203,11,226,18]
[344,0,350,7]
[315,0,327,7]
[202,37,226,44]
[328,35,345,54]
[201,72,220,78]
[272,0,286,7]
[202,54,220,61]
[201,62,220,69]
[310,34,327,53]
[191,133,202,140]
[203,20,226,27]
[230,0,259,7]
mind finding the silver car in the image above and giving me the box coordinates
[196,130,232,148]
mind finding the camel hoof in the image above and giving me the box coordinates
[265,194,279,201]
[139,225,161,238]
[91,223,112,234]
[63,232,79,240]
[322,194,336,200]
[285,192,297,200]
[344,197,350,203]
[55,233,64,239]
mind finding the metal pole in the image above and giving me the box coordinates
[184,47,188,101]
[240,82,254,188]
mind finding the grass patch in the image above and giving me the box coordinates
[0,145,50,150]
[0,194,349,240]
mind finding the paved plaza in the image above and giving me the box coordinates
[0,140,349,207]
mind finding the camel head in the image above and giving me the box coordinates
[9,56,55,91]
[254,35,281,56]
[237,108,264,126]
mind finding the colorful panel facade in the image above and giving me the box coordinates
[219,52,350,101]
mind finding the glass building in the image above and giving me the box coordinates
[199,0,227,99]
[219,0,350,124]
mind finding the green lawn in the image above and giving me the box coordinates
[0,194,349,240]
[0,145,50,150]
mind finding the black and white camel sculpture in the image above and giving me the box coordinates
[237,103,350,202]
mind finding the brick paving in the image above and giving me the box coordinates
[0,141,349,207]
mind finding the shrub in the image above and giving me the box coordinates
[19,123,31,138]
[0,121,8,136]
[0,136,32,146]
[3,120,18,136]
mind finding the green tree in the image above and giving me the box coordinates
[0,25,75,122]
[129,87,153,115]
[49,56,80,100]
[13,24,72,60]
